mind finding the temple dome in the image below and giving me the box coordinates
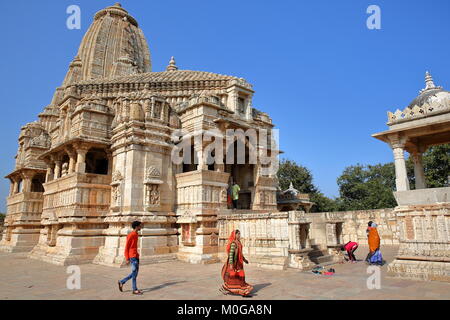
[407,72,450,109]
[62,3,151,85]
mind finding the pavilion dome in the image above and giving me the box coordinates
[407,71,450,109]
[62,3,151,85]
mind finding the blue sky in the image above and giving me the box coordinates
[1,0,450,211]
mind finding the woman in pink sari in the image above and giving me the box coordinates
[220,230,254,296]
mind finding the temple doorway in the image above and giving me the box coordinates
[225,139,255,210]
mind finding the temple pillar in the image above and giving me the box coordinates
[43,158,54,183]
[194,138,208,171]
[107,151,113,175]
[67,150,76,174]
[22,171,33,193]
[75,148,88,173]
[54,161,62,179]
[9,178,15,196]
[13,179,19,194]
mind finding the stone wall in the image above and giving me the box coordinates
[313,208,399,246]
[388,203,450,282]
[303,209,398,264]
[218,212,291,270]
[216,208,400,270]
[217,211,317,270]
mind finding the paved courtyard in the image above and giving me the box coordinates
[0,245,449,300]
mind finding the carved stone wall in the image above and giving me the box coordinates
[388,203,450,281]
[217,211,314,270]
[308,209,399,247]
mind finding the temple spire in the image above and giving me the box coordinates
[420,71,442,94]
[166,56,178,71]
[425,71,436,90]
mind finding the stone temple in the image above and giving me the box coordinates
[0,3,280,266]
[1,4,449,282]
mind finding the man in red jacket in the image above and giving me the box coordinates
[118,221,143,295]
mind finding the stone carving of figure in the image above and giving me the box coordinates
[112,185,121,207]
[150,185,160,205]
[145,184,160,207]
[61,162,69,176]
[29,133,50,149]
[259,191,265,204]
[220,188,227,203]
[112,170,123,183]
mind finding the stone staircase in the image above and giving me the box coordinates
[307,245,336,266]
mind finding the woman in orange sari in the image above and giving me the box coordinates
[366,221,380,262]
[220,230,254,296]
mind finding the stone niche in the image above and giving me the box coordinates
[110,170,123,210]
[307,212,345,264]
[179,213,197,247]
[287,211,315,270]
[143,166,162,211]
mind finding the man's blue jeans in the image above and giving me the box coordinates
[120,258,139,291]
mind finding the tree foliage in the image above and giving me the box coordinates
[277,159,317,193]
[422,144,450,188]
[337,144,449,210]
[277,159,337,212]
[336,163,397,211]
[276,144,449,212]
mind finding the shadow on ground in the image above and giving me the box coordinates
[121,281,187,293]
[252,282,272,296]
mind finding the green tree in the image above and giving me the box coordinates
[336,163,397,211]
[407,144,449,189]
[336,144,449,211]
[422,144,450,188]
[277,159,317,193]
[277,158,337,212]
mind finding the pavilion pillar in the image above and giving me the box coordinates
[390,136,410,191]
[412,151,426,189]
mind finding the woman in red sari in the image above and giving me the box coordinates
[220,230,254,296]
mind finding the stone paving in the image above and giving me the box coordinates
[0,245,449,300]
